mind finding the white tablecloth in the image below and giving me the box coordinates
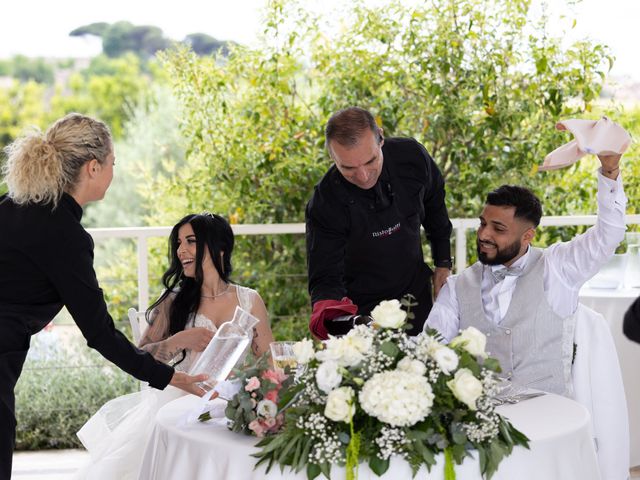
[139,393,599,480]
[580,287,640,466]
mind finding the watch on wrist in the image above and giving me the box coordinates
[435,258,453,269]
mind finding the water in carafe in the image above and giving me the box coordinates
[188,306,259,391]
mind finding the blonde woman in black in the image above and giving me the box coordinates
[0,113,205,479]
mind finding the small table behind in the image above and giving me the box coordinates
[139,393,599,480]
[580,286,640,466]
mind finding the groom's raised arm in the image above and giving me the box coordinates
[544,154,626,291]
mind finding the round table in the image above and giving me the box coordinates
[138,393,599,480]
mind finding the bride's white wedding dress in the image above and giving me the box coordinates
[74,285,257,480]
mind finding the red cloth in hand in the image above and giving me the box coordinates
[309,298,358,340]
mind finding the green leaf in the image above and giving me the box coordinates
[258,433,289,454]
[319,461,331,479]
[306,463,321,480]
[379,341,400,359]
[338,431,351,444]
[482,357,501,372]
[368,455,390,476]
[413,440,436,465]
[297,437,313,472]
[277,435,299,466]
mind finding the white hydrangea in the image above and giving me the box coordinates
[359,370,434,426]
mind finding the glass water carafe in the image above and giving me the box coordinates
[188,306,259,391]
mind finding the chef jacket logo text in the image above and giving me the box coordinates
[372,222,401,238]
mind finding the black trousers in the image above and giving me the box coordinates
[0,320,30,480]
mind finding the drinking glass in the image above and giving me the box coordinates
[270,341,297,373]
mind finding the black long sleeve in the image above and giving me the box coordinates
[415,142,453,266]
[0,193,173,389]
[305,183,350,304]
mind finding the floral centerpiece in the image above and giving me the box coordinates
[220,297,529,479]
[204,353,294,437]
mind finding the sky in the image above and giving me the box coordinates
[1,0,638,80]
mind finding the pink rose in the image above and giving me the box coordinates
[264,389,278,403]
[266,414,285,434]
[249,419,266,437]
[264,417,277,428]
[262,369,287,386]
[245,376,261,392]
[274,413,284,430]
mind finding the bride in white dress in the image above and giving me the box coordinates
[75,213,274,479]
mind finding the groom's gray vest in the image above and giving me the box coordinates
[456,248,574,395]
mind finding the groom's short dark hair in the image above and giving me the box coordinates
[486,185,542,227]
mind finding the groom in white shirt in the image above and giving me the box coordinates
[425,153,626,395]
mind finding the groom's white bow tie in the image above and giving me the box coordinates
[491,266,524,283]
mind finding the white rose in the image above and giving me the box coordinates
[315,335,345,362]
[324,386,355,423]
[345,327,373,354]
[315,360,343,393]
[292,339,315,364]
[370,299,407,329]
[431,345,459,375]
[397,357,427,376]
[256,399,278,418]
[447,368,483,410]
[316,336,367,367]
[450,327,487,358]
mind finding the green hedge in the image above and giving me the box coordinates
[14,334,139,450]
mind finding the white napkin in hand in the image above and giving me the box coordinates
[540,116,631,171]
[213,378,242,400]
[183,379,243,425]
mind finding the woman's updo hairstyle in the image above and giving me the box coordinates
[2,113,112,207]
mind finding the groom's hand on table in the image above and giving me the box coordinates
[169,371,216,397]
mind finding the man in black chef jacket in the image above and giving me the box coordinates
[306,107,453,338]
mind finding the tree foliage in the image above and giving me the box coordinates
[0,55,159,196]
[0,55,54,84]
[69,22,230,59]
[69,22,109,38]
[184,33,230,56]
[139,0,621,338]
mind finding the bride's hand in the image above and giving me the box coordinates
[175,327,214,352]
[169,371,218,398]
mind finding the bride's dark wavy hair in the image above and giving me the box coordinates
[146,213,235,338]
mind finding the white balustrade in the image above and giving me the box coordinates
[88,214,640,311]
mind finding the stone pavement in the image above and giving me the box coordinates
[11,449,88,480]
